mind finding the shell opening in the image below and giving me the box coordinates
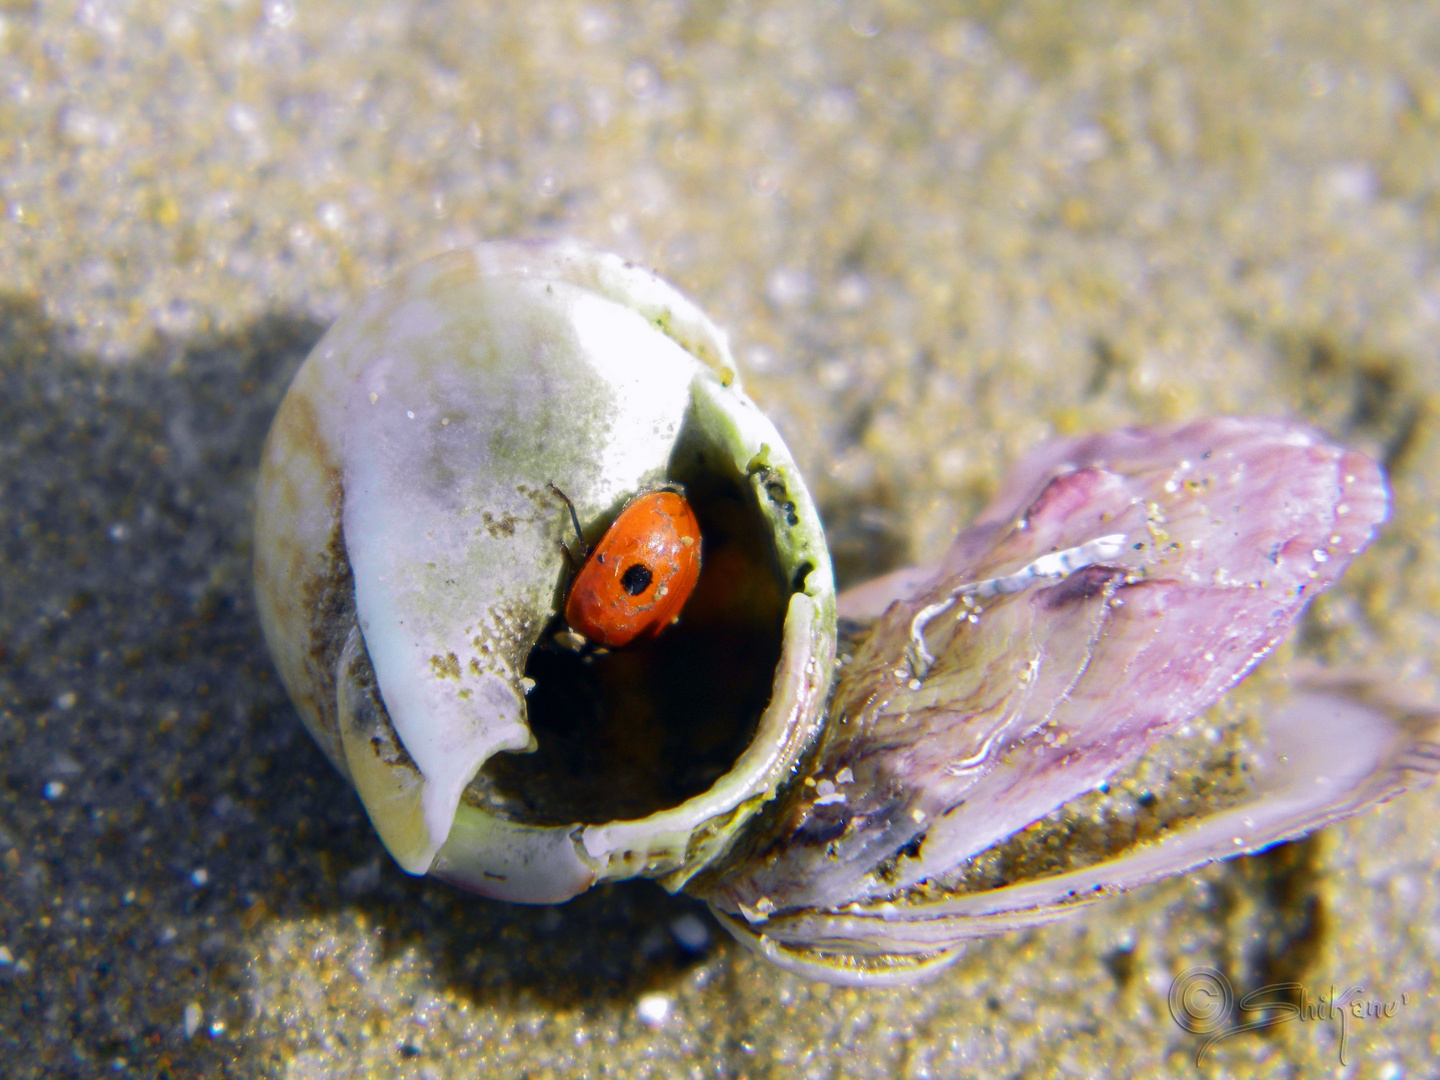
[477,439,791,825]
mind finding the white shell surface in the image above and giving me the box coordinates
[255,241,835,893]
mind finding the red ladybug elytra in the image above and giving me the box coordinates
[549,485,702,648]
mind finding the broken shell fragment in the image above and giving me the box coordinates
[253,243,1438,985]
[693,418,1439,984]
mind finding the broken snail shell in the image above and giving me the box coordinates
[254,240,834,905]
[254,240,1440,986]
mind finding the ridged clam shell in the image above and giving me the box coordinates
[696,419,1438,984]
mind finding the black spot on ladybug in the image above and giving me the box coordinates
[620,563,654,595]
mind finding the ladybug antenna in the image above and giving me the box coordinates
[547,482,589,565]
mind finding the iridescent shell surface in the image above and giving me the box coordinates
[694,419,1440,983]
[254,242,1440,985]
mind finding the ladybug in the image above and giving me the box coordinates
[549,484,702,648]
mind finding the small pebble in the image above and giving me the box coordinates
[669,913,710,952]
[183,1002,202,1039]
[635,992,671,1028]
[43,781,65,800]
[190,868,209,887]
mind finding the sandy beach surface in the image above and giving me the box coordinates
[2,2,1438,1076]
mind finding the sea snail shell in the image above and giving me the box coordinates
[254,241,835,904]
[255,241,1440,986]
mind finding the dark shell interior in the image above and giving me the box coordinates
[473,419,792,825]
